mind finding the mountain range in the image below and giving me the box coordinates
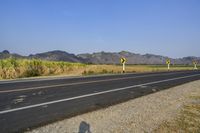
[0,50,199,65]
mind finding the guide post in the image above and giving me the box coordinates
[120,57,126,73]
[193,61,198,70]
[166,59,171,71]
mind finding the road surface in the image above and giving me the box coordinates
[0,70,200,132]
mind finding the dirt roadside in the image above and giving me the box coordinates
[27,80,200,133]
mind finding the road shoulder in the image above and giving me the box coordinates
[27,80,200,133]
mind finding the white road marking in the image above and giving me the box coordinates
[0,73,200,114]
[0,71,188,93]
[0,72,137,84]
[140,85,148,88]
[12,98,24,104]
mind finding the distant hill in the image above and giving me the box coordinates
[78,51,168,64]
[28,50,86,63]
[0,50,199,65]
[0,50,25,59]
[78,51,200,65]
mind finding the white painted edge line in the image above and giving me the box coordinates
[0,72,137,84]
[0,73,200,114]
[0,71,188,93]
[0,70,190,84]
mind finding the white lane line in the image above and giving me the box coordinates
[0,71,188,93]
[0,72,137,84]
[0,71,190,84]
[0,73,200,115]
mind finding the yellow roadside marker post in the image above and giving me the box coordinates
[120,57,127,73]
[193,60,198,70]
[166,59,171,71]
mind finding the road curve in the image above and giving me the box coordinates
[0,70,200,133]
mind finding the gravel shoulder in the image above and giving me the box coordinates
[27,80,200,133]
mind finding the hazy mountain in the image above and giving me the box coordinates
[0,50,25,59]
[28,50,86,63]
[0,50,199,65]
[78,51,200,65]
[78,51,168,64]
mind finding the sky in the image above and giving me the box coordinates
[0,0,200,58]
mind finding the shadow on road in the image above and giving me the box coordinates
[78,121,91,133]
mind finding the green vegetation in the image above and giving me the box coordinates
[0,58,196,80]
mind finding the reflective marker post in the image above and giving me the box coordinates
[168,63,170,70]
[194,64,197,70]
[122,62,125,73]
[193,61,198,70]
[120,57,126,73]
[166,59,171,71]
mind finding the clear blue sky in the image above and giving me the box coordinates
[0,0,200,58]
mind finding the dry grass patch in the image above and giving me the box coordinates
[0,58,195,79]
[83,65,193,75]
[0,58,86,79]
[155,95,200,133]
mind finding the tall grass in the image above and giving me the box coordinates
[0,58,86,79]
[0,58,196,79]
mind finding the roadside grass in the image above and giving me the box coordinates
[0,58,86,79]
[0,58,196,79]
[83,64,194,76]
[154,95,200,133]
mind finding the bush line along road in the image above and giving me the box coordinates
[0,70,200,132]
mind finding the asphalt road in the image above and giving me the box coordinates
[0,70,200,133]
